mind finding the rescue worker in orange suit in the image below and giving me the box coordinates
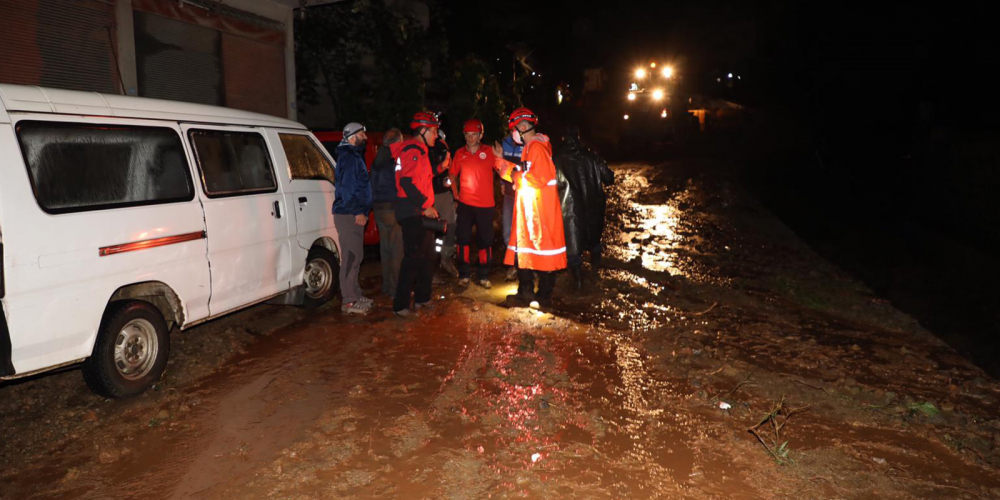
[492,108,567,306]
[450,119,497,289]
[390,112,441,317]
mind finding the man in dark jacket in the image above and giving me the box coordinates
[390,112,441,317]
[554,126,615,289]
[333,122,374,314]
[430,130,459,278]
[370,128,404,297]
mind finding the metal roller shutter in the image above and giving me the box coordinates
[134,11,223,106]
[222,33,285,118]
[0,0,118,93]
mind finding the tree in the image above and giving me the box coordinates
[295,0,432,129]
[446,56,507,142]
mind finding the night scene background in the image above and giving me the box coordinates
[2,0,1000,498]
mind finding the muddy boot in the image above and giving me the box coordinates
[505,269,536,306]
[590,251,602,269]
[535,272,556,307]
[570,266,583,290]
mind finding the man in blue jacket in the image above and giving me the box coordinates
[333,122,373,314]
[500,122,523,282]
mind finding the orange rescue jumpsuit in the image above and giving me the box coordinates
[495,134,568,272]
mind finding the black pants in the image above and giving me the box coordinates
[517,268,556,300]
[394,216,435,311]
[456,203,495,280]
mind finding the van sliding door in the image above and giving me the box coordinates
[184,125,291,315]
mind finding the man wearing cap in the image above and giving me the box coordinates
[390,112,441,317]
[493,108,567,306]
[332,122,373,314]
[450,119,497,288]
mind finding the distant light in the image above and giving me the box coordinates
[650,62,657,68]
[627,92,636,101]
[728,73,733,79]
[662,66,673,79]
[716,77,721,82]
[738,75,741,80]
[652,89,664,100]
[629,82,639,91]
[557,89,563,104]
[661,109,667,118]
[532,71,536,76]
[624,114,629,120]
[634,68,646,79]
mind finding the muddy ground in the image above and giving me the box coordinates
[3,161,1000,499]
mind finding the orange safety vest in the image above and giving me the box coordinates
[496,134,567,271]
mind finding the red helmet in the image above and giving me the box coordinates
[410,111,440,131]
[462,119,484,134]
[508,107,538,130]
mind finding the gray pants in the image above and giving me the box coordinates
[433,190,457,258]
[334,214,365,304]
[373,204,403,296]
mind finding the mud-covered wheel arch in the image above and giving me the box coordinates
[108,282,185,331]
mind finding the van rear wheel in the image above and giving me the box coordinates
[82,301,170,398]
[302,246,339,309]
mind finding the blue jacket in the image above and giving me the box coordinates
[370,145,398,204]
[500,137,523,198]
[332,142,373,216]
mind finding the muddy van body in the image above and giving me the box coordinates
[0,84,341,397]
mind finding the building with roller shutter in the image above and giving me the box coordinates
[0,0,342,120]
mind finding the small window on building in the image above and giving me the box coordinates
[280,134,335,183]
[189,130,277,196]
[16,121,194,214]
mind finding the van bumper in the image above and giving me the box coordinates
[1,305,13,377]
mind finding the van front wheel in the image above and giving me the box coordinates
[82,301,170,398]
[302,246,339,308]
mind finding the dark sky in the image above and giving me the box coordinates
[445,1,998,128]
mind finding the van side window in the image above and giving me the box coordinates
[189,130,277,197]
[279,134,335,183]
[15,121,194,214]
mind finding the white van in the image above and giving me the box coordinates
[0,85,342,397]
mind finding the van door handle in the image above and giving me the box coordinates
[273,200,282,219]
[297,196,308,212]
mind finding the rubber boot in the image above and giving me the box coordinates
[570,265,583,290]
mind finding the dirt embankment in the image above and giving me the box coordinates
[2,162,999,499]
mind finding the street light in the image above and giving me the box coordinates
[634,68,646,79]
[627,92,636,101]
[652,89,664,100]
[662,66,673,79]
[624,114,630,120]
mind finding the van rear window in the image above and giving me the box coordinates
[188,130,277,197]
[16,121,194,214]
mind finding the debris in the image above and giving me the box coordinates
[719,402,732,410]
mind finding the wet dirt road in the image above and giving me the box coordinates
[4,162,1000,499]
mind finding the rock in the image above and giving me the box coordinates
[850,344,861,352]
[941,401,955,412]
[155,410,170,421]
[98,450,119,464]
